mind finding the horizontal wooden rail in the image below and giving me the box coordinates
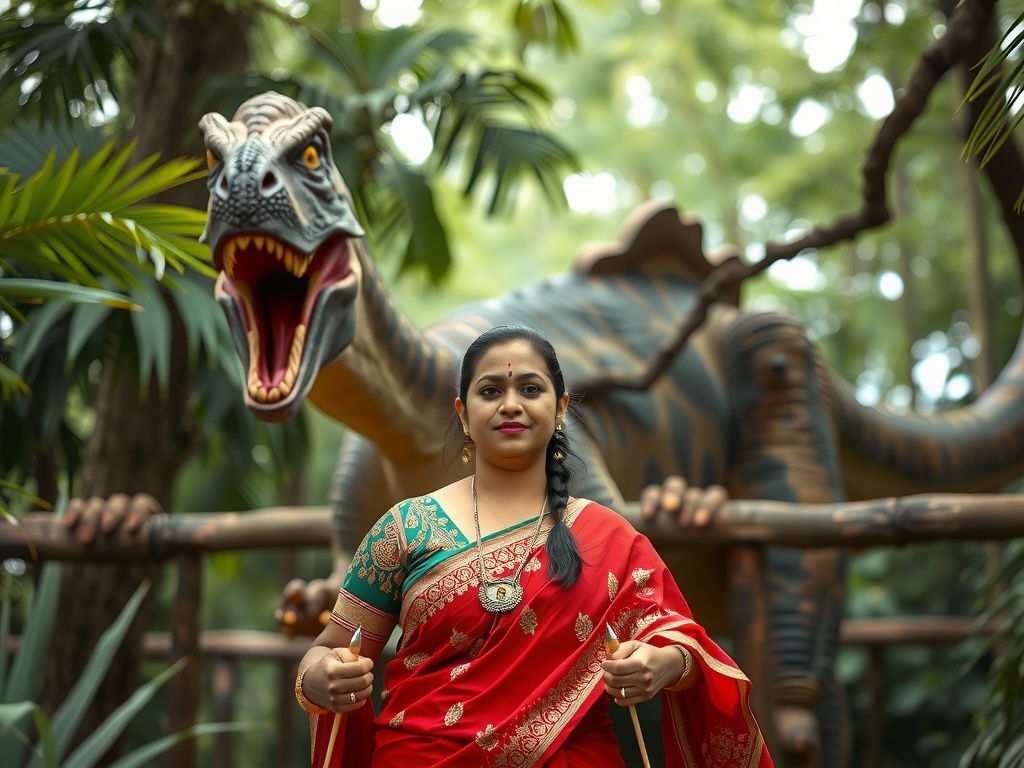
[3,493,1024,561]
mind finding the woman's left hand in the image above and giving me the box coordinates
[601,640,686,705]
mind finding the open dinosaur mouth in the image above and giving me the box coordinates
[216,232,353,404]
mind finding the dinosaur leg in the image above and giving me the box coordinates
[722,311,849,768]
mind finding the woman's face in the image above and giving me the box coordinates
[456,340,568,470]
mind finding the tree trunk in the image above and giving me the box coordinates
[38,1,251,756]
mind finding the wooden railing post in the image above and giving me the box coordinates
[165,552,202,768]
[212,655,237,766]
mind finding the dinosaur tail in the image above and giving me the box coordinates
[832,328,1024,499]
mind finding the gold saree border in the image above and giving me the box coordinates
[644,625,764,768]
[484,634,606,767]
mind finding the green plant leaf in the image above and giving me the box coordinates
[0,279,138,311]
[128,282,171,395]
[0,540,63,764]
[3,558,62,704]
[34,580,152,767]
[105,722,255,768]
[65,302,117,367]
[0,140,210,288]
[59,659,186,768]
[0,364,29,400]
[0,702,56,768]
[11,301,72,372]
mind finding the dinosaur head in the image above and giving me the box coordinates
[199,92,364,422]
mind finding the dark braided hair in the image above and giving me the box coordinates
[458,326,583,587]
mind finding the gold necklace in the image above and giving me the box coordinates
[472,476,547,614]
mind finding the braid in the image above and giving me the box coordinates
[545,428,582,587]
[455,325,582,586]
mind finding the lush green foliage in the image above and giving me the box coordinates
[963,9,1024,210]
[960,539,1024,767]
[0,512,246,767]
[0,130,217,511]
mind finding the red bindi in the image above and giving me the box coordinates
[508,362,512,378]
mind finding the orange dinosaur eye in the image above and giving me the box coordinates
[302,145,320,169]
[206,150,219,170]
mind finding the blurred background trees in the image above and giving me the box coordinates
[1,0,1022,765]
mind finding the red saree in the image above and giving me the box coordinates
[310,498,772,767]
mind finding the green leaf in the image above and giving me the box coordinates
[59,659,186,768]
[128,282,172,395]
[36,581,152,767]
[11,301,71,372]
[105,722,255,768]
[382,163,452,283]
[66,302,117,367]
[1,553,62,741]
[0,279,138,310]
[0,702,56,768]
[0,365,30,400]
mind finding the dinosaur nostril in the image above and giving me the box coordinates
[261,170,281,196]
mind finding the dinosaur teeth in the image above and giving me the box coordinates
[280,244,311,279]
[225,234,311,279]
[245,324,306,404]
[223,240,237,277]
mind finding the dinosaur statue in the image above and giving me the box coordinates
[199,92,1024,767]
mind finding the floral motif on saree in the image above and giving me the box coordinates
[519,605,538,635]
[574,612,594,642]
[445,702,464,726]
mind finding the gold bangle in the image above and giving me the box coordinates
[672,647,693,687]
[295,667,331,715]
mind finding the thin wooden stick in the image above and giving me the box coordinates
[605,624,652,768]
[321,626,362,768]
[628,705,653,768]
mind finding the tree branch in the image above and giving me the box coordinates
[577,0,998,396]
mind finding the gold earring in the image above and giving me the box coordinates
[461,436,474,466]
[553,447,565,462]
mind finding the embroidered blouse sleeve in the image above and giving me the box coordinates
[330,504,408,642]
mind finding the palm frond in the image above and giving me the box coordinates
[376,161,451,282]
[961,10,1024,210]
[0,140,211,287]
[0,0,167,126]
[963,540,1024,766]
[510,0,578,58]
[0,119,107,177]
[0,278,137,313]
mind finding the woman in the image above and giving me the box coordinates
[296,325,773,767]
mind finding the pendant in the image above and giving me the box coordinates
[478,578,523,613]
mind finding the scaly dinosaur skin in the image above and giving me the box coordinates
[200,93,1024,767]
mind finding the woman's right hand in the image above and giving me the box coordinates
[307,647,375,713]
